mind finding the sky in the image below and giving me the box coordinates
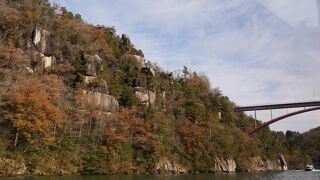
[49,0,320,132]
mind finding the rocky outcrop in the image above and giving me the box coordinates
[79,54,118,113]
[32,27,53,56]
[155,158,188,174]
[0,158,27,176]
[32,27,56,68]
[39,52,56,68]
[212,155,287,173]
[83,76,109,94]
[83,76,97,85]
[245,154,287,171]
[80,90,119,112]
[121,54,145,68]
[121,34,131,48]
[121,54,155,77]
[141,65,155,77]
[278,154,288,170]
[85,54,103,76]
[214,157,236,172]
[134,87,156,106]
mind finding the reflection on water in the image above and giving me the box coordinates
[1,171,320,180]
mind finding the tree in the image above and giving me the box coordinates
[4,75,65,147]
[177,120,206,156]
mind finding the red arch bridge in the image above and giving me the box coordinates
[234,101,320,135]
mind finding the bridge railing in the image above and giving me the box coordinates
[234,101,320,112]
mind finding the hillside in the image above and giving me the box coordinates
[0,0,310,176]
[280,127,320,169]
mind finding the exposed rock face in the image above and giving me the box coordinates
[214,157,236,172]
[80,54,116,113]
[132,55,145,68]
[32,27,53,56]
[121,54,145,68]
[121,34,131,48]
[0,158,27,176]
[134,88,156,106]
[121,54,155,77]
[278,154,288,170]
[83,76,97,85]
[39,52,56,68]
[31,27,56,68]
[248,155,288,171]
[81,90,119,112]
[85,55,102,76]
[141,65,155,77]
[29,50,56,69]
[213,155,287,173]
[155,158,187,174]
[245,155,287,171]
[83,76,109,94]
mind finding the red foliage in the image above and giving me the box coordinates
[103,108,160,155]
[177,120,206,155]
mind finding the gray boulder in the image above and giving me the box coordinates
[121,54,145,69]
[30,50,56,68]
[83,76,109,94]
[85,55,102,76]
[32,27,53,56]
[134,87,156,106]
[81,90,119,112]
[39,52,56,68]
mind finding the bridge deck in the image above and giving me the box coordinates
[234,101,320,112]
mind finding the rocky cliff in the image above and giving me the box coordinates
[244,154,288,172]
[154,155,287,174]
[155,158,188,174]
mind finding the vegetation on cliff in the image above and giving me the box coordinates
[0,0,313,175]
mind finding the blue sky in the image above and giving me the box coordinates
[50,0,320,132]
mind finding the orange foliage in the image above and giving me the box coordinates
[5,75,65,145]
[0,47,29,68]
[54,18,109,50]
[103,108,160,155]
[177,120,206,155]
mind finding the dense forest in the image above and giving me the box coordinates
[0,0,317,176]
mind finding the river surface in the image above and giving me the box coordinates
[1,171,320,180]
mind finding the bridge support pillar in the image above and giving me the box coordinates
[254,111,257,128]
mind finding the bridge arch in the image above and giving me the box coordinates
[248,107,320,135]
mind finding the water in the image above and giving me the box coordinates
[1,171,320,180]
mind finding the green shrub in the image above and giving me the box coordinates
[80,151,108,175]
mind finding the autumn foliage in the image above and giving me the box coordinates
[177,120,206,155]
[103,108,160,156]
[4,75,65,145]
[0,0,312,175]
